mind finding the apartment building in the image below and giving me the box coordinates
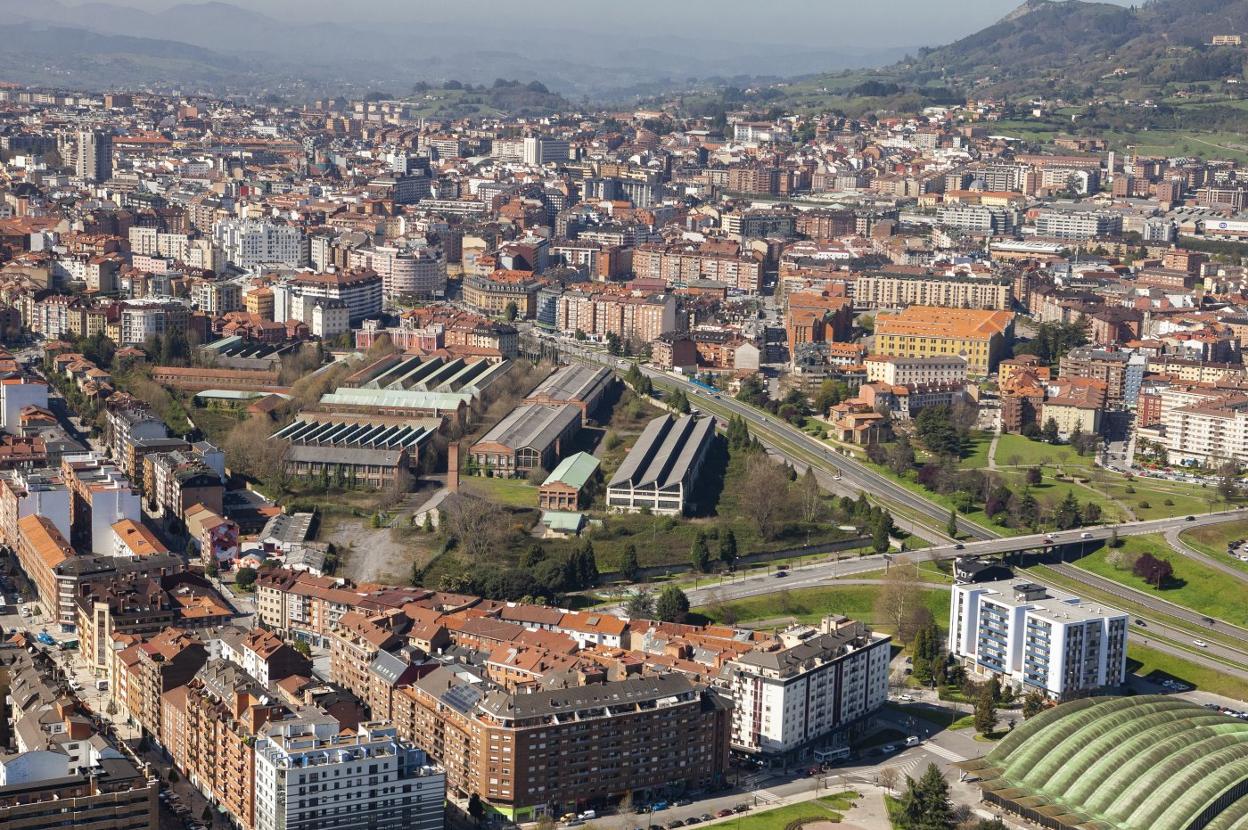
[274,268,384,324]
[948,578,1128,699]
[0,757,156,830]
[213,219,306,269]
[105,399,169,476]
[853,272,1012,311]
[348,244,447,300]
[552,290,678,346]
[190,279,243,314]
[0,375,47,431]
[1059,348,1146,407]
[115,628,208,742]
[936,204,1018,235]
[726,617,890,758]
[398,668,728,822]
[872,306,1014,375]
[632,242,764,293]
[61,454,142,555]
[161,659,289,829]
[142,449,224,522]
[256,569,367,647]
[75,129,113,182]
[0,468,71,550]
[1033,210,1123,240]
[1160,392,1248,467]
[864,355,968,386]
[463,271,542,318]
[253,717,445,830]
[117,301,189,346]
[15,513,75,626]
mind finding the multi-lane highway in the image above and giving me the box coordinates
[555,339,990,539]
[548,337,1248,675]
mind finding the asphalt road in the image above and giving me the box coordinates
[551,338,1248,676]
[1164,526,1248,584]
[558,341,977,541]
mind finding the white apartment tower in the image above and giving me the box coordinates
[253,717,445,830]
[725,617,891,757]
[75,129,113,182]
[213,219,306,269]
[949,578,1128,699]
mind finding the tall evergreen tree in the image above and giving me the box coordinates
[690,533,712,573]
[718,529,738,570]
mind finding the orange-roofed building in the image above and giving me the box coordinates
[873,306,1014,374]
[109,518,168,558]
[16,513,74,625]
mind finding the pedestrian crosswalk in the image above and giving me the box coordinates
[922,742,967,763]
[736,770,773,789]
[754,789,783,805]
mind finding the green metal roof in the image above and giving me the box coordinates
[981,695,1248,830]
[543,451,600,490]
[540,510,586,532]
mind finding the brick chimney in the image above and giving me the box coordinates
[447,443,460,493]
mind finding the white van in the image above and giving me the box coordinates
[95,679,109,691]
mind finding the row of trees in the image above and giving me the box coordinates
[424,538,600,603]
[623,585,690,623]
[735,374,810,426]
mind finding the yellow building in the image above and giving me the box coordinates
[873,306,1014,375]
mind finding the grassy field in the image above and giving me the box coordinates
[1072,534,1248,628]
[703,792,858,830]
[1129,643,1248,703]
[1099,478,1214,521]
[992,434,1090,469]
[461,476,542,508]
[696,584,950,636]
[1180,520,1248,574]
[960,432,994,469]
[851,561,953,585]
[863,432,1131,535]
[188,405,244,446]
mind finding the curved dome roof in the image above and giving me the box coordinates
[978,695,1248,830]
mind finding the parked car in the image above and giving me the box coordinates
[716,809,733,818]
[905,736,921,747]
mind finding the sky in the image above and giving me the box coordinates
[90,0,1133,50]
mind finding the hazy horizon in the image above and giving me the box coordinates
[55,0,1134,50]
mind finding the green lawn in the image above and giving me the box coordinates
[703,792,858,830]
[862,449,1128,535]
[948,714,976,731]
[992,434,1092,470]
[960,432,995,469]
[851,561,953,584]
[1073,534,1248,628]
[1180,520,1248,575]
[1129,642,1248,703]
[461,476,541,508]
[1099,478,1213,521]
[696,584,950,635]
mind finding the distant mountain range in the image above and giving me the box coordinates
[0,0,913,101]
[890,0,1248,98]
[8,0,1248,109]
